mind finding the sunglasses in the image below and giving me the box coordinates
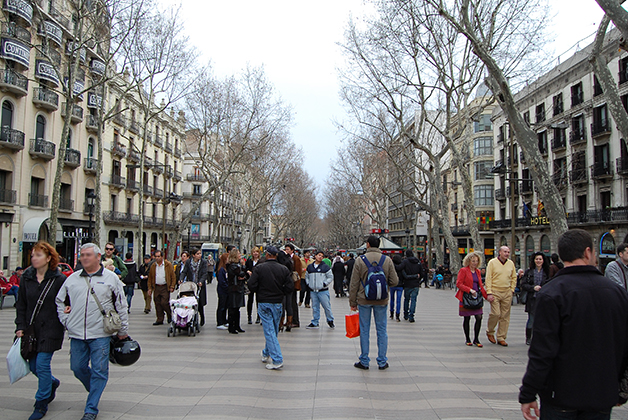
[105,247,114,251]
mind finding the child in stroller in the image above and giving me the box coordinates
[168,281,200,337]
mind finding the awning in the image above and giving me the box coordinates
[22,217,63,243]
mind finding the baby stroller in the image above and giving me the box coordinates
[167,281,200,337]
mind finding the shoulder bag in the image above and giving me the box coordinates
[84,276,121,335]
[21,278,55,359]
[462,291,484,310]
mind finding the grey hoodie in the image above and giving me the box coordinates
[56,266,129,339]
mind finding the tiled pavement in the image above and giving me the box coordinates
[1,285,627,420]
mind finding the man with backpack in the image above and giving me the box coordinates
[349,236,398,370]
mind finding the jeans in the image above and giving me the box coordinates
[389,287,403,313]
[358,304,388,367]
[299,280,310,305]
[540,403,611,420]
[29,352,57,401]
[258,302,283,364]
[70,337,110,415]
[403,287,419,320]
[123,285,134,309]
[216,293,228,326]
[5,284,18,298]
[310,289,334,326]
[526,312,535,330]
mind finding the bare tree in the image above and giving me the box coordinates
[594,0,628,43]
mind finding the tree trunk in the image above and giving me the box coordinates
[595,0,628,43]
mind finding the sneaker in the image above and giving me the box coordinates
[47,378,60,403]
[216,325,228,330]
[266,361,283,370]
[378,363,390,370]
[327,321,335,329]
[353,361,369,370]
[81,414,97,420]
[306,323,319,329]
[261,350,269,363]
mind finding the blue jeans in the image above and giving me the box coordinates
[540,403,611,420]
[123,285,134,309]
[403,287,419,320]
[310,289,334,326]
[258,302,283,364]
[5,284,18,298]
[526,312,535,330]
[389,287,403,313]
[29,352,57,401]
[70,337,110,415]
[358,304,388,367]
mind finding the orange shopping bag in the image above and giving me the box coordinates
[345,312,360,338]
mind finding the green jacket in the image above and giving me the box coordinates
[102,254,128,280]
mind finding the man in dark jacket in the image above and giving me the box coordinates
[519,229,628,420]
[345,254,355,292]
[122,253,138,313]
[137,255,152,314]
[248,246,293,370]
[399,250,423,322]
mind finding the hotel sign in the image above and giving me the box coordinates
[39,21,63,46]
[35,60,59,85]
[4,0,33,24]
[529,216,550,226]
[87,91,102,109]
[1,37,30,67]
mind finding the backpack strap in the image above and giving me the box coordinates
[377,255,386,268]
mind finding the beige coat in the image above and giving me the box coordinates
[349,248,398,307]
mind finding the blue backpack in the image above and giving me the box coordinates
[360,255,388,300]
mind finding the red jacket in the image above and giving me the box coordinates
[455,266,488,302]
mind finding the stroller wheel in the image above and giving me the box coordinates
[188,326,192,336]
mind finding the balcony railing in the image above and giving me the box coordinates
[153,162,164,174]
[591,163,613,179]
[520,180,534,194]
[29,193,48,208]
[2,22,31,43]
[61,103,83,124]
[143,157,153,168]
[128,149,140,162]
[165,142,172,153]
[59,197,74,211]
[111,141,127,157]
[29,138,55,160]
[495,188,506,200]
[591,120,611,137]
[63,148,81,168]
[174,146,182,157]
[0,188,16,204]
[186,174,207,182]
[154,187,164,198]
[165,167,173,178]
[0,127,24,150]
[506,185,519,196]
[552,135,567,151]
[552,171,568,189]
[0,68,28,96]
[110,174,126,188]
[86,114,99,132]
[143,184,153,195]
[569,128,587,145]
[128,120,139,134]
[154,135,163,147]
[113,113,126,127]
[451,203,458,211]
[83,157,98,173]
[32,87,59,111]
[126,179,139,192]
[173,170,182,181]
[570,167,588,184]
[103,211,140,225]
[170,193,182,204]
[617,157,628,175]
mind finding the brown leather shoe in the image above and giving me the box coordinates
[497,340,508,347]
[486,333,496,344]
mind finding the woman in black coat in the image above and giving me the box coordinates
[331,254,346,297]
[15,241,66,420]
[521,252,550,345]
[181,248,208,326]
[226,248,248,334]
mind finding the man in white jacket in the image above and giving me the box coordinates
[56,243,128,420]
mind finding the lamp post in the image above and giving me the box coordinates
[86,191,96,244]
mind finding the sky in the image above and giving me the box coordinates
[159,0,606,188]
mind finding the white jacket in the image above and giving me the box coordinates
[56,266,129,339]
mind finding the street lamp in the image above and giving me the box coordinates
[86,191,96,243]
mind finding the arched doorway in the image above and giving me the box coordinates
[540,235,551,256]
[108,230,118,244]
[151,232,158,253]
[126,231,134,256]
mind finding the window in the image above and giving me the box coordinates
[553,93,563,116]
[474,114,492,133]
[111,194,117,212]
[592,104,609,134]
[620,57,628,84]
[474,185,494,207]
[553,127,566,149]
[523,111,530,126]
[87,138,94,158]
[537,131,548,154]
[112,160,121,176]
[535,103,545,123]
[66,128,72,148]
[1,101,13,128]
[594,144,610,171]
[594,75,603,96]
[571,82,584,107]
[442,174,447,193]
[126,197,132,214]
[474,137,492,156]
[193,184,202,195]
[571,115,586,142]
[474,161,492,180]
[35,115,46,139]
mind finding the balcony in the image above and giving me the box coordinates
[0,188,16,204]
[591,163,613,179]
[109,174,125,188]
[173,170,182,182]
[29,138,55,160]
[129,120,139,134]
[153,162,164,174]
[113,113,126,127]
[569,128,586,145]
[61,103,83,124]
[143,157,153,168]
[59,197,74,212]
[143,184,153,196]
[617,157,628,175]
[174,146,182,158]
[165,141,172,153]
[83,157,98,174]
[0,127,24,151]
[186,174,207,182]
[126,179,139,192]
[553,104,564,116]
[570,167,588,185]
[495,188,506,200]
[506,185,519,196]
[32,87,59,111]
[154,135,163,148]
[86,114,99,132]
[63,148,81,168]
[111,141,127,158]
[520,180,534,195]
[552,171,568,190]
[571,92,584,107]
[508,153,518,167]
[0,68,27,96]
[591,120,611,138]
[165,167,173,178]
[169,192,182,204]
[552,135,567,151]
[127,149,140,162]
[154,187,164,199]
[28,193,47,208]
[103,211,140,226]
[2,1,33,26]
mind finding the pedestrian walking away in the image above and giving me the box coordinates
[349,236,398,370]
[247,246,293,370]
[398,250,423,323]
[455,251,487,347]
[485,245,517,346]
[56,243,130,420]
[519,229,628,420]
[122,252,138,313]
[15,242,67,420]
[390,254,404,322]
[305,250,335,329]
[332,253,346,297]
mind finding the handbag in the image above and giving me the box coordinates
[84,277,121,335]
[462,291,484,310]
[7,337,30,384]
[345,312,360,338]
[21,278,55,360]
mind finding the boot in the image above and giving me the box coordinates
[525,328,532,345]
[396,313,400,322]
[390,311,394,319]
[29,400,48,420]
[285,316,293,332]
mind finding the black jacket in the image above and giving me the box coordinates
[248,259,293,304]
[520,267,550,313]
[182,259,209,306]
[332,260,346,281]
[15,267,67,354]
[123,259,138,286]
[345,258,355,281]
[138,261,152,292]
[519,265,628,411]
[398,257,423,289]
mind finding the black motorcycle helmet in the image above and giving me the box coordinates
[109,336,141,366]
